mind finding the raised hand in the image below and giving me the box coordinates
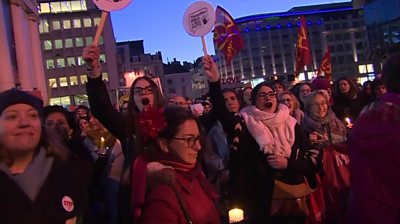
[202,55,219,82]
[82,45,100,70]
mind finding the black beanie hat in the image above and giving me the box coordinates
[0,89,44,116]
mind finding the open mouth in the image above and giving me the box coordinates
[141,97,150,106]
[264,102,273,109]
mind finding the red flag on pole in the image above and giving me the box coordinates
[213,6,244,64]
[317,47,332,81]
[295,16,312,77]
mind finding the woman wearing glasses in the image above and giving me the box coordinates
[133,106,220,224]
[203,55,317,223]
[302,90,349,223]
[82,45,165,223]
[278,91,304,125]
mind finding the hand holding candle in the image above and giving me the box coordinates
[345,117,353,129]
[228,208,244,223]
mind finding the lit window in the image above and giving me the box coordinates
[60,96,71,106]
[99,54,106,63]
[46,59,55,69]
[102,72,109,82]
[70,76,78,86]
[99,36,104,45]
[57,58,65,68]
[49,78,57,88]
[94,17,100,26]
[67,57,76,66]
[52,21,61,30]
[80,75,88,84]
[367,64,374,73]
[77,56,85,65]
[50,2,61,13]
[85,36,93,45]
[39,19,49,33]
[63,20,71,29]
[71,0,82,11]
[49,97,61,105]
[39,3,50,13]
[61,1,72,12]
[44,40,52,50]
[73,19,81,28]
[358,65,367,74]
[83,18,92,27]
[59,77,68,87]
[65,38,73,48]
[75,37,83,47]
[81,0,87,10]
[55,39,63,49]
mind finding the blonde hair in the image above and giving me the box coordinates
[278,91,301,113]
[304,90,330,114]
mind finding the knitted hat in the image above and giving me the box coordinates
[312,76,331,90]
[0,89,44,116]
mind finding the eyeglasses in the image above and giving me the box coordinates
[256,91,277,99]
[280,98,293,103]
[311,101,328,107]
[171,136,201,148]
[134,86,153,96]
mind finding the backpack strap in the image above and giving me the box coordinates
[161,181,193,224]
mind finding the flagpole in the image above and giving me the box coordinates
[201,36,208,56]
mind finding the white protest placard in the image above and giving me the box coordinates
[183,1,215,56]
[93,0,132,11]
[92,0,133,46]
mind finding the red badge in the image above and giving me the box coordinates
[62,196,74,212]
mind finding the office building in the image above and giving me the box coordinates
[37,0,118,107]
[214,2,371,86]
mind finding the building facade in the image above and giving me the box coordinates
[162,59,194,99]
[116,40,164,95]
[359,0,400,74]
[214,2,371,86]
[0,0,47,100]
[37,0,118,107]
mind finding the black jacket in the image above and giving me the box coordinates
[0,159,87,224]
[208,81,317,223]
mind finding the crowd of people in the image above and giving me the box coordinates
[0,45,399,224]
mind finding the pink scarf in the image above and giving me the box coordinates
[240,104,297,158]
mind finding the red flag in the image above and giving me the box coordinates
[213,6,244,64]
[317,47,332,81]
[295,16,312,77]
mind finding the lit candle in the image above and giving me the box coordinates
[228,208,244,223]
[345,117,353,128]
[100,137,105,150]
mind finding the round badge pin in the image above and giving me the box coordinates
[62,196,75,212]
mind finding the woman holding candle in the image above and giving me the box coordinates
[302,90,350,223]
[0,89,87,224]
[203,55,317,223]
[133,106,221,224]
[332,77,363,122]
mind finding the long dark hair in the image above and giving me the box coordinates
[126,76,165,133]
[334,76,359,100]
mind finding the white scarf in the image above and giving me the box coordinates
[240,104,297,158]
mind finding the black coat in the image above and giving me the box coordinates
[208,81,317,223]
[0,159,88,224]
